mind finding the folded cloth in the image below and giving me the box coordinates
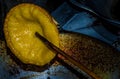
[62,12,118,48]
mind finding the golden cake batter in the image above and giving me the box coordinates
[4,3,59,66]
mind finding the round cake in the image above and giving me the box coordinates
[4,3,59,66]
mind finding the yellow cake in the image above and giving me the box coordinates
[4,3,59,66]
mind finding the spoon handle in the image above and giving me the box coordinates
[35,32,101,79]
